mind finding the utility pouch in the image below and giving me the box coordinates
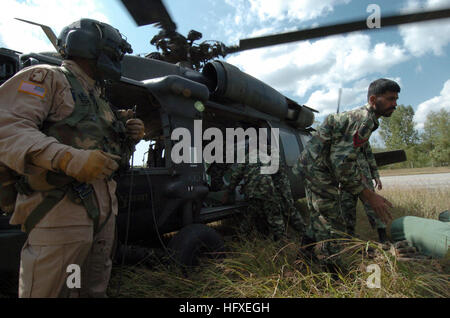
[71,182,100,234]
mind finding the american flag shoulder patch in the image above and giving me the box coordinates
[18,81,46,98]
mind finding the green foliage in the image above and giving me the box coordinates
[422,109,450,166]
[378,106,449,168]
[379,105,419,149]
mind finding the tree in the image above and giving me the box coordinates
[378,105,420,168]
[379,105,419,150]
[422,108,450,166]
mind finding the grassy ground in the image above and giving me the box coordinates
[379,166,450,176]
[2,186,446,298]
[108,186,450,298]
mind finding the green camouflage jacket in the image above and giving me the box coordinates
[357,140,380,180]
[271,163,294,204]
[226,154,277,200]
[293,104,379,195]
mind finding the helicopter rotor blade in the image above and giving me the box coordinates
[15,18,59,52]
[119,0,177,32]
[227,7,450,54]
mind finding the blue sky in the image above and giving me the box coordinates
[1,0,449,152]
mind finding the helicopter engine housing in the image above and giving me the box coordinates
[202,61,289,119]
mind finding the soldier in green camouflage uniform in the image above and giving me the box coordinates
[206,162,231,191]
[340,141,388,241]
[271,163,306,235]
[224,154,286,240]
[293,78,400,262]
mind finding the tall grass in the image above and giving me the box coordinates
[109,187,449,298]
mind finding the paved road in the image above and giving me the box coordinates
[380,173,450,189]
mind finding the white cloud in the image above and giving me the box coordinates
[247,0,351,22]
[226,33,408,114]
[220,0,351,44]
[415,79,450,129]
[0,0,109,53]
[399,0,450,56]
[305,79,370,117]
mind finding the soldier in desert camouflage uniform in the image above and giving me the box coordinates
[293,78,400,261]
[0,19,142,297]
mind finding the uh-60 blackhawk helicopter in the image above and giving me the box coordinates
[1,0,449,291]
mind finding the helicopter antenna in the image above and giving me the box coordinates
[337,88,342,114]
[15,18,59,52]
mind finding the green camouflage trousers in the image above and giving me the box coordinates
[303,167,384,254]
[340,154,386,234]
[303,176,349,257]
[274,192,306,235]
[340,189,386,236]
[272,165,306,234]
[241,198,286,240]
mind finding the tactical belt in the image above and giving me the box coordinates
[18,176,105,235]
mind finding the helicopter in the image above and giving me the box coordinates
[1,0,449,293]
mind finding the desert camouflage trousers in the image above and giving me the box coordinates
[19,212,115,298]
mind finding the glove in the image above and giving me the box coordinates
[57,149,121,184]
[116,109,134,120]
[126,118,145,141]
[116,109,145,141]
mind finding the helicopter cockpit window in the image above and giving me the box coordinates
[279,128,301,167]
[146,138,165,168]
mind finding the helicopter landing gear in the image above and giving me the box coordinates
[167,223,224,268]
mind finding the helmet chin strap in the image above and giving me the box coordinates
[95,53,122,82]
